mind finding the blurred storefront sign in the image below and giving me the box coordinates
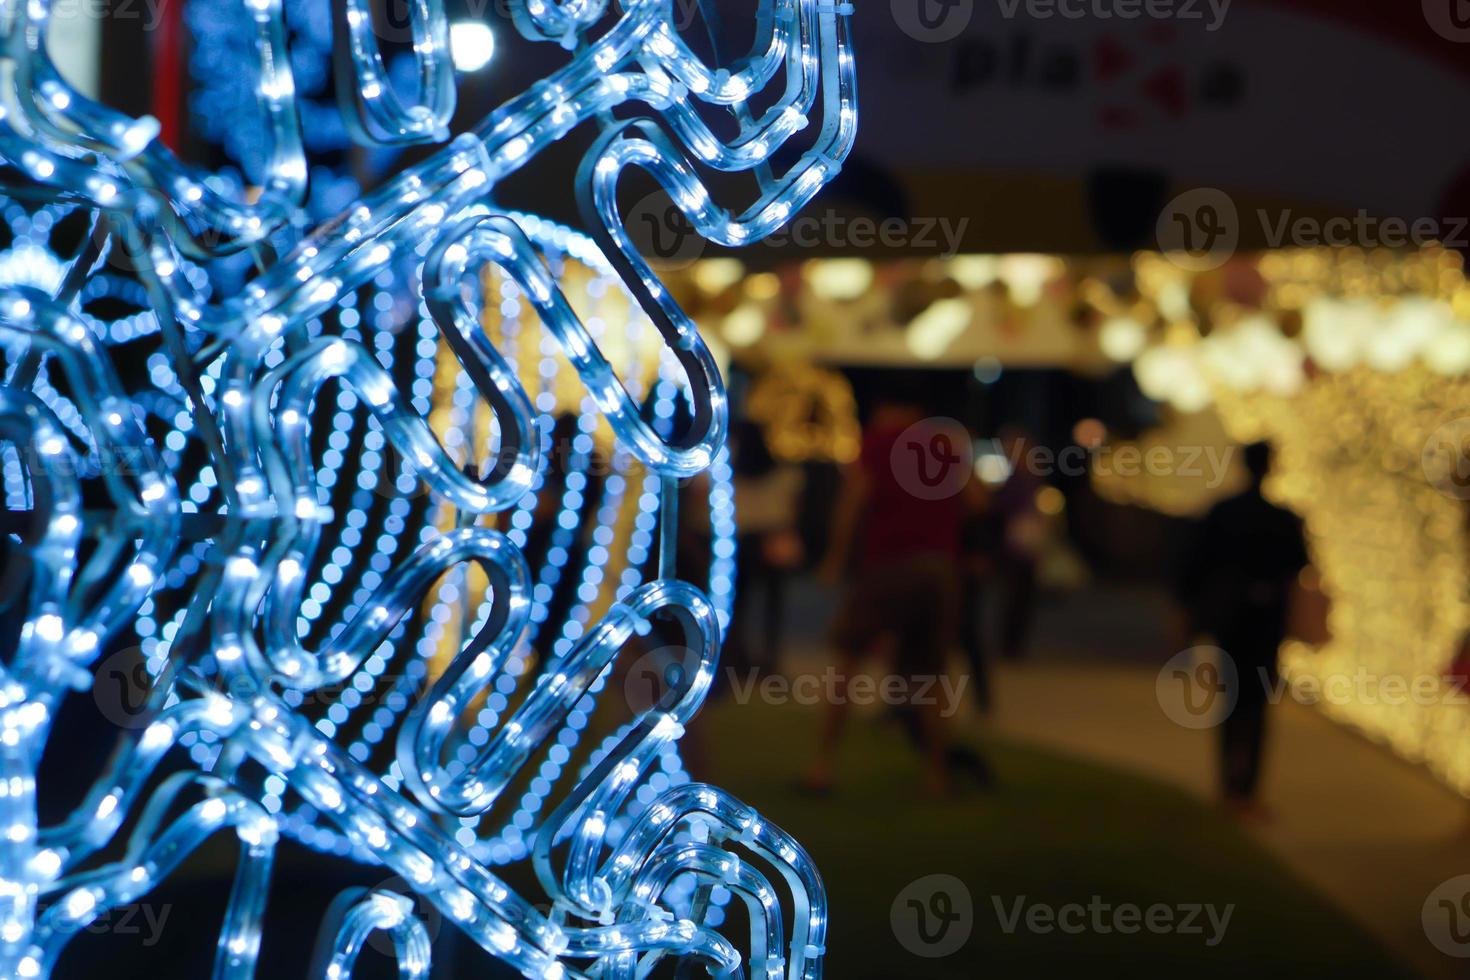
[822,2,1470,254]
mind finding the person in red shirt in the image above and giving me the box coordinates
[803,390,988,797]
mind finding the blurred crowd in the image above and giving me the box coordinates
[710,382,1045,800]
[712,377,1311,814]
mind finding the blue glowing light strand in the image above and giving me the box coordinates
[260,215,732,869]
[309,888,433,980]
[333,0,456,146]
[0,0,854,975]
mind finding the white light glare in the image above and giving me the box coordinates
[450,22,495,72]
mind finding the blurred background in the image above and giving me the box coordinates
[23,0,1470,977]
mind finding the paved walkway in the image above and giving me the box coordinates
[980,659,1469,980]
[776,579,1470,977]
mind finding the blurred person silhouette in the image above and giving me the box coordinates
[995,426,1045,661]
[722,418,805,683]
[1177,441,1308,819]
[958,476,1002,712]
[804,384,989,798]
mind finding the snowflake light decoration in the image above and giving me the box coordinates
[0,0,856,976]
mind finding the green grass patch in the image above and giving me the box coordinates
[692,698,1413,979]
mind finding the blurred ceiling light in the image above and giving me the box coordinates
[1171,377,1212,413]
[1156,280,1191,321]
[450,22,496,72]
[1426,324,1470,375]
[948,255,999,291]
[906,297,971,360]
[1134,345,1210,412]
[997,255,1061,307]
[1072,418,1106,448]
[1036,486,1065,516]
[1099,316,1147,362]
[721,305,766,346]
[1241,318,1306,397]
[807,258,873,301]
[1199,315,1304,396]
[744,272,780,301]
[1367,297,1452,372]
[972,355,1002,384]
[1302,297,1372,372]
[691,258,744,294]
[1163,320,1200,347]
[1199,333,1256,391]
[974,447,1012,486]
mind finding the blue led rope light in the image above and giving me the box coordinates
[0,0,854,975]
[247,216,734,866]
[3,205,731,867]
